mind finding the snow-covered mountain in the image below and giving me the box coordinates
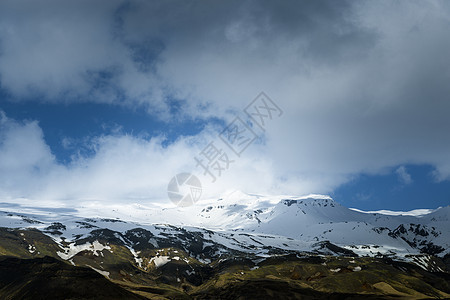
[0,191,449,298]
[1,190,448,260]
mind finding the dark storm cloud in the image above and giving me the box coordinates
[0,0,377,106]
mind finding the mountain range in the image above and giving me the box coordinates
[0,191,448,299]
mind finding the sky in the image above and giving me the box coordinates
[0,0,450,211]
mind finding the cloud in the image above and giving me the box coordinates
[1,1,450,203]
[0,111,200,202]
[0,111,56,197]
[0,0,374,117]
[396,166,413,185]
[0,112,288,204]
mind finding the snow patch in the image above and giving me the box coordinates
[330,268,341,273]
[28,244,36,253]
[57,240,110,260]
[349,208,435,216]
[88,266,110,278]
[129,248,143,268]
[150,256,171,268]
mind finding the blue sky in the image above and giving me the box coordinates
[333,165,450,210]
[0,0,450,210]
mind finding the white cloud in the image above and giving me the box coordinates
[0,112,280,204]
[0,112,56,197]
[396,166,413,185]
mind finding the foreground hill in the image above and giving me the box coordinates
[0,256,146,299]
